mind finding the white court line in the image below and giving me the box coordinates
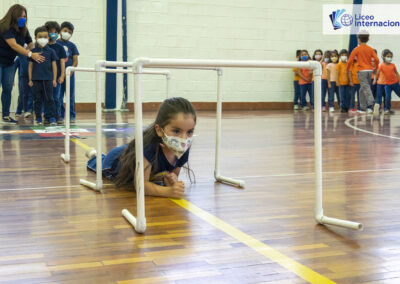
[345,116,400,140]
[0,184,114,192]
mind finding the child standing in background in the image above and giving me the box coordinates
[14,54,32,118]
[374,49,400,115]
[326,51,339,112]
[321,50,331,111]
[28,26,58,125]
[348,58,360,112]
[292,50,301,110]
[44,21,66,124]
[57,21,79,123]
[372,50,387,115]
[347,31,379,113]
[337,49,350,112]
[297,50,313,111]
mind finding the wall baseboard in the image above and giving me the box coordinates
[74,101,400,112]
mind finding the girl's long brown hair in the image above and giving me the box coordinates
[115,97,197,187]
[0,4,28,36]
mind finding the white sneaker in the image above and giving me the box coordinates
[329,107,334,112]
[367,108,373,114]
[85,148,97,159]
[293,105,299,110]
[24,112,32,118]
[357,110,366,114]
[373,104,380,117]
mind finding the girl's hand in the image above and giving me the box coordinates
[58,76,64,84]
[28,80,33,87]
[328,83,331,88]
[31,52,45,63]
[53,80,57,87]
[168,181,185,199]
[349,81,354,87]
[164,172,178,187]
[373,79,377,85]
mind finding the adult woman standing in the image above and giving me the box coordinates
[0,4,44,123]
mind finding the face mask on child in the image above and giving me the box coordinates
[61,32,71,41]
[385,57,392,63]
[341,56,347,61]
[49,33,58,41]
[315,54,322,60]
[161,129,193,159]
[37,38,48,47]
[301,56,308,61]
[331,57,338,63]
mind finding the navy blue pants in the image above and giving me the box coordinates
[16,76,33,114]
[384,83,400,110]
[328,82,340,108]
[32,80,56,121]
[0,63,16,117]
[321,79,328,107]
[339,85,350,109]
[293,81,300,106]
[300,83,314,108]
[350,84,360,109]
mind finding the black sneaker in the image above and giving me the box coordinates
[43,118,50,125]
[57,118,64,125]
[2,116,17,123]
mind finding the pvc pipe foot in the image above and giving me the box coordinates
[318,215,363,231]
[80,179,101,191]
[122,209,146,233]
[215,175,245,188]
[60,153,70,162]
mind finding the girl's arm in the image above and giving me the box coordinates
[297,70,309,82]
[347,70,354,86]
[59,58,65,84]
[28,61,33,86]
[5,38,44,63]
[137,158,185,198]
[373,69,380,85]
[326,67,331,88]
[52,61,57,87]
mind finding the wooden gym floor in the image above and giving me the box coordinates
[1,110,400,283]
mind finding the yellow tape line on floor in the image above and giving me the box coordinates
[70,138,335,283]
[170,198,336,284]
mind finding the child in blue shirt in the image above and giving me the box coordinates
[14,53,32,118]
[28,26,58,125]
[86,97,195,198]
[57,21,79,123]
[44,21,67,125]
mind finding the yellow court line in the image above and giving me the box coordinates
[170,198,336,284]
[70,138,335,284]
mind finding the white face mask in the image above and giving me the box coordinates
[385,57,392,63]
[324,58,329,63]
[61,32,72,41]
[315,54,322,60]
[36,38,48,47]
[341,55,347,62]
[161,129,193,159]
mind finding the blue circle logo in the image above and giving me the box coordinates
[341,14,353,26]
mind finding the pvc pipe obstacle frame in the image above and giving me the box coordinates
[128,57,363,233]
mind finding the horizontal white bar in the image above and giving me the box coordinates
[104,61,133,68]
[320,216,363,231]
[215,175,245,187]
[137,58,315,69]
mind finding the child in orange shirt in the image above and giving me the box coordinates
[347,31,379,113]
[292,49,301,110]
[326,51,340,112]
[321,50,331,111]
[348,58,360,112]
[372,50,387,115]
[374,49,400,115]
[337,49,350,112]
[297,50,313,111]
[371,49,378,99]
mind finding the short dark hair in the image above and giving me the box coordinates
[61,21,74,32]
[34,26,48,37]
[45,21,60,33]
[339,49,348,56]
[383,49,393,57]
[296,49,302,57]
[358,34,369,43]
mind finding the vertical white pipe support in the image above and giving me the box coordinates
[60,67,72,162]
[166,73,171,98]
[95,61,104,190]
[214,68,245,187]
[133,63,146,233]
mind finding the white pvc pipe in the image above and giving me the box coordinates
[133,64,146,233]
[214,68,244,187]
[60,66,170,165]
[122,209,137,227]
[133,58,363,231]
[79,179,100,191]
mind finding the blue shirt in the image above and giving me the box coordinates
[30,45,58,81]
[86,142,190,182]
[0,28,32,66]
[48,42,67,79]
[56,39,79,68]
[14,55,29,78]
